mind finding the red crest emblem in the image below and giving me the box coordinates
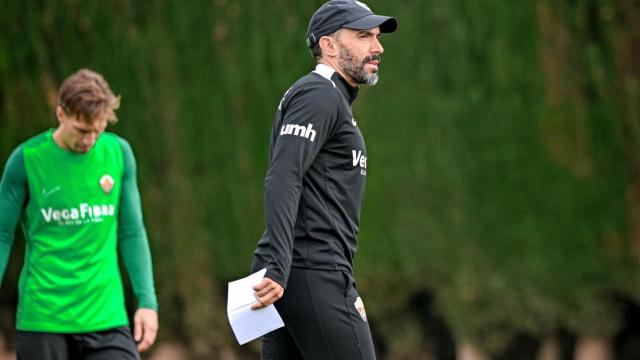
[100,174,115,194]
[354,297,367,322]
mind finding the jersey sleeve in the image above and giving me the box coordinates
[117,138,158,310]
[263,84,340,288]
[0,146,28,286]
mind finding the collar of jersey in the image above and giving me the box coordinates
[313,64,359,104]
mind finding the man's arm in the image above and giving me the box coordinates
[0,147,27,286]
[117,138,158,352]
[260,84,340,289]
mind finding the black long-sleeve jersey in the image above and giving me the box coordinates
[252,64,368,288]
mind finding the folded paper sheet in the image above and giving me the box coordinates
[227,268,285,345]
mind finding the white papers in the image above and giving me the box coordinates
[227,268,284,345]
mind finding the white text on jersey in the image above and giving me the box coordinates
[41,203,116,225]
[352,150,367,175]
[280,123,317,142]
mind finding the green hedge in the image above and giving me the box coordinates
[0,0,638,358]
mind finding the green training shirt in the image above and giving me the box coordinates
[0,129,157,332]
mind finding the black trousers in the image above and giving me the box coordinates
[16,326,140,360]
[259,266,376,360]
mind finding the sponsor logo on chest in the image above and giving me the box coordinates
[41,203,116,226]
[39,173,117,226]
[352,150,367,176]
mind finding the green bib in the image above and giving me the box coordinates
[18,129,128,332]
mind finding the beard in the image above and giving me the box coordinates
[337,45,380,86]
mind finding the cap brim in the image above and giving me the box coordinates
[343,14,397,33]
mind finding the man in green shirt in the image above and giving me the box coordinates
[0,69,158,359]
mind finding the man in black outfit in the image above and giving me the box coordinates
[250,1,397,359]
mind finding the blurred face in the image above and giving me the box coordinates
[335,27,384,86]
[54,106,108,153]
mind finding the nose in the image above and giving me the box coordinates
[371,37,384,55]
[83,133,97,147]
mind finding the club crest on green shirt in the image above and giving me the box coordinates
[100,174,115,194]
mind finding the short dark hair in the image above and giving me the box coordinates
[310,43,323,62]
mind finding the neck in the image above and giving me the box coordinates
[319,60,358,88]
[52,128,68,150]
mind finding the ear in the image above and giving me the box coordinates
[55,106,66,124]
[319,36,339,58]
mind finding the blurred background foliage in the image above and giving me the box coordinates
[1,0,640,359]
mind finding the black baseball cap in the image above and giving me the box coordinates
[306,0,397,48]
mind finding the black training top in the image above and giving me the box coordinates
[252,64,368,288]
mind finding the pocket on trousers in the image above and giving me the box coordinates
[341,271,359,300]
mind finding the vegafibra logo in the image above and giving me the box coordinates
[41,203,115,226]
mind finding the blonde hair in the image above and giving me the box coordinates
[58,69,121,124]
